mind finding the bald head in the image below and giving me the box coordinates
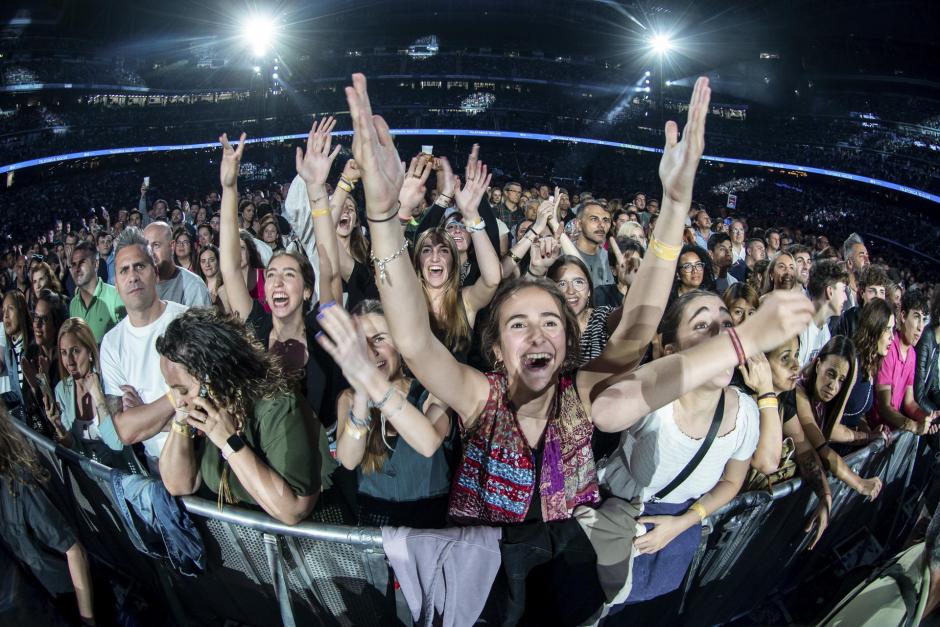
[143,221,175,274]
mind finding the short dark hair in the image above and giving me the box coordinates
[901,289,928,316]
[72,240,97,257]
[707,232,731,252]
[807,260,849,301]
[858,264,891,295]
[786,244,812,258]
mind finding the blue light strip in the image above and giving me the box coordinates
[2,128,937,204]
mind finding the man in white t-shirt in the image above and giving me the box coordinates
[100,227,188,471]
[143,221,210,307]
[799,259,849,368]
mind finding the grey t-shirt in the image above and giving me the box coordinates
[156,266,211,307]
[578,247,614,287]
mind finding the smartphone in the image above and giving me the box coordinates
[549,195,555,203]
[143,176,150,188]
[421,145,434,156]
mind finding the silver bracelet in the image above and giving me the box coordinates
[348,408,372,429]
[368,385,397,411]
[369,239,409,283]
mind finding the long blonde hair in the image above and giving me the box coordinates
[413,228,470,354]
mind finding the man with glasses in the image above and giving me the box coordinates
[68,241,125,344]
[496,181,524,240]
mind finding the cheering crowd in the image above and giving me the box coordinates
[2,73,940,625]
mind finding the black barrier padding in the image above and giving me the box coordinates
[8,421,936,627]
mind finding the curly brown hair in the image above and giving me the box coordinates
[155,308,290,421]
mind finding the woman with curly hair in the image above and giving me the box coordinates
[0,404,95,624]
[157,307,323,525]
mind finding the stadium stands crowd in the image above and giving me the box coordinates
[3,66,940,626]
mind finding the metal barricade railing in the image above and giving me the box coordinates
[8,420,937,626]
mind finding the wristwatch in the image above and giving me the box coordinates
[221,433,246,460]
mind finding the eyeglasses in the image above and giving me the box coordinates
[680,261,706,273]
[557,278,589,292]
[444,222,466,233]
[506,188,522,194]
[32,313,49,325]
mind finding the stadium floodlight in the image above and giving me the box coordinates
[241,14,278,57]
[650,33,673,55]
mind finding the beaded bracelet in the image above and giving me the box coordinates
[368,385,397,411]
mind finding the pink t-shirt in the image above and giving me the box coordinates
[870,331,916,429]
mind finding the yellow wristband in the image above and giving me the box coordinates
[311,208,330,218]
[649,237,681,261]
[689,502,707,521]
[757,398,779,410]
[337,179,354,193]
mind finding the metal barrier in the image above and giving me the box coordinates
[8,420,936,626]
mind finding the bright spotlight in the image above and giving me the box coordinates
[241,14,277,57]
[665,80,673,86]
[644,70,651,76]
[650,34,673,55]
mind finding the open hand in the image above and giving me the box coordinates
[314,304,378,394]
[738,290,814,355]
[455,146,492,220]
[658,76,710,205]
[528,237,561,275]
[295,117,342,187]
[399,155,432,214]
[345,73,405,218]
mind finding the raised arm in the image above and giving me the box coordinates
[587,289,814,433]
[218,132,253,320]
[346,73,490,423]
[329,158,361,280]
[457,154,500,321]
[317,305,450,460]
[585,76,711,376]
[296,117,345,304]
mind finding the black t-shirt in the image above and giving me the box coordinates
[343,260,379,312]
[245,300,342,428]
[0,475,77,595]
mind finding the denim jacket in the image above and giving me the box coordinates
[109,470,205,576]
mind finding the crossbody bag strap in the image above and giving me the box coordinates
[653,390,726,501]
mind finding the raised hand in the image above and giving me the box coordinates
[528,237,561,277]
[345,73,405,218]
[341,158,361,184]
[219,132,247,189]
[436,156,457,200]
[737,290,814,355]
[315,304,377,394]
[455,148,492,220]
[533,200,554,235]
[295,117,342,187]
[399,155,432,214]
[658,76,711,205]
